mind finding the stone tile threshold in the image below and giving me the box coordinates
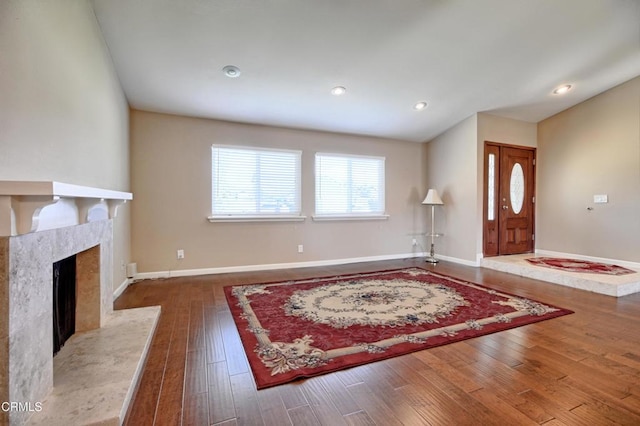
[481,254,640,297]
[26,306,161,425]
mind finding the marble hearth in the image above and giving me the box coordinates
[481,253,640,296]
[0,182,159,425]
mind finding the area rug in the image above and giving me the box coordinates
[225,268,573,389]
[525,257,636,275]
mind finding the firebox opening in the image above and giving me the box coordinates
[53,254,76,356]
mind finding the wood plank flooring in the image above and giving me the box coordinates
[115,259,640,425]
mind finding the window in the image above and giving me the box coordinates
[210,145,302,221]
[487,153,495,221]
[314,153,386,219]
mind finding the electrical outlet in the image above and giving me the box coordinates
[593,194,608,204]
[177,249,184,259]
[298,244,304,253]
[412,238,417,246]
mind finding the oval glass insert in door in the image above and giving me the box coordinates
[510,163,524,214]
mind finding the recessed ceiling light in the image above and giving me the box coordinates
[222,65,241,78]
[414,101,428,110]
[331,86,346,96]
[553,84,572,95]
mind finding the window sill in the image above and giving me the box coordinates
[312,214,390,222]
[207,215,307,223]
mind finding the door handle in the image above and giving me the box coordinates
[502,205,508,210]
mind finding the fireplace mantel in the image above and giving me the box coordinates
[0,181,133,236]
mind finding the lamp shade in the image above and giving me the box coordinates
[422,189,444,205]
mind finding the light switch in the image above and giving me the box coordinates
[593,194,608,204]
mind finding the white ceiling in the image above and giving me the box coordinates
[91,0,640,143]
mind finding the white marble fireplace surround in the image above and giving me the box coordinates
[0,182,160,425]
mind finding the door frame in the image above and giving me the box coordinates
[483,141,536,257]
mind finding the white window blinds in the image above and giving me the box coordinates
[315,153,385,216]
[211,145,301,217]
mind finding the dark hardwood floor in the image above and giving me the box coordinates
[115,259,640,425]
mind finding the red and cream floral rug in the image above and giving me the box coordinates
[225,268,573,389]
[525,257,636,275]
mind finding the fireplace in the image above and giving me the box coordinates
[0,222,112,424]
[53,254,76,356]
[0,181,159,425]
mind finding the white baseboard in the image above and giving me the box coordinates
[134,252,423,280]
[535,249,640,270]
[436,254,481,267]
[135,252,393,280]
[113,278,131,300]
[133,251,483,281]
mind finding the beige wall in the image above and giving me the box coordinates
[424,115,478,264]
[0,0,131,289]
[130,110,426,273]
[537,77,640,262]
[478,113,538,149]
